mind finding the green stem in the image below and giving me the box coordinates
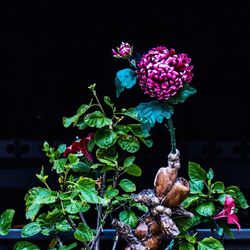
[166,117,176,154]
[92,90,106,115]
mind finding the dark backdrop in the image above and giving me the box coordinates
[0,2,250,227]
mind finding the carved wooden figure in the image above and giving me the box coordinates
[112,150,193,250]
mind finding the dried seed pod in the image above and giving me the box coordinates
[142,236,161,250]
[168,149,181,169]
[148,220,161,236]
[154,167,178,198]
[162,177,190,207]
[135,222,148,240]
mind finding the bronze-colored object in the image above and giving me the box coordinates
[112,150,193,250]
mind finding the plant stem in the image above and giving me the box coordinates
[94,172,107,250]
[66,217,90,250]
[92,89,106,115]
[166,117,176,154]
[112,234,119,250]
[90,169,119,250]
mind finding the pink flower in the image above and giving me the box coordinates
[64,133,94,162]
[112,42,133,59]
[135,46,193,100]
[213,196,241,231]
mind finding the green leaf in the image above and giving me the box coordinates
[119,210,138,228]
[133,101,174,131]
[190,180,204,194]
[168,83,197,105]
[96,146,118,161]
[225,186,249,209]
[217,220,234,239]
[63,102,92,128]
[115,68,137,97]
[104,186,119,200]
[119,179,136,192]
[211,181,225,193]
[72,161,90,173]
[77,177,107,205]
[14,241,41,250]
[53,158,67,174]
[104,96,114,109]
[63,114,79,128]
[131,202,148,212]
[65,201,90,214]
[180,242,195,250]
[68,153,79,164]
[0,209,15,236]
[182,195,200,208]
[24,187,57,220]
[74,223,94,242]
[207,168,214,180]
[126,164,142,177]
[197,237,224,250]
[118,135,140,153]
[84,111,112,128]
[196,201,216,217]
[55,219,72,232]
[188,162,207,182]
[21,222,41,237]
[137,137,153,148]
[175,215,202,231]
[94,128,117,148]
[59,243,78,250]
[185,234,196,244]
[43,141,50,152]
[123,156,136,168]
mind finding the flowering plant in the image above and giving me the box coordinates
[0,42,248,250]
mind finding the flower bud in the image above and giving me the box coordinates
[154,167,178,198]
[112,42,133,59]
[162,177,190,207]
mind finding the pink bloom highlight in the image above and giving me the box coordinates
[64,133,94,162]
[135,46,193,100]
[112,42,133,59]
[213,196,241,231]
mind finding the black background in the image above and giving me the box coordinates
[1,2,250,228]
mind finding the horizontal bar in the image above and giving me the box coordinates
[1,229,250,241]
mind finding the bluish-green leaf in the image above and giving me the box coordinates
[118,135,140,153]
[190,180,204,194]
[196,201,216,217]
[53,158,67,174]
[133,101,174,131]
[72,161,90,173]
[74,223,94,242]
[58,144,67,154]
[14,241,41,250]
[168,83,197,105]
[115,68,137,97]
[119,179,136,192]
[21,222,41,237]
[0,209,15,236]
[119,210,138,228]
[197,237,224,250]
[94,128,117,148]
[84,111,112,128]
[207,168,214,180]
[188,162,207,182]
